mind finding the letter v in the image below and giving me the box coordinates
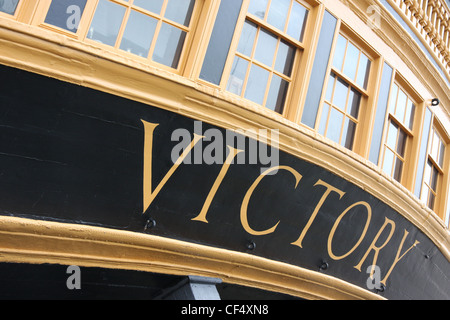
[141,120,204,213]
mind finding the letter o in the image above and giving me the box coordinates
[327,201,372,260]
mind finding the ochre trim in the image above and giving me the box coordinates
[0,17,448,262]
[0,216,383,300]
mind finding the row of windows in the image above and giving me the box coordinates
[1,0,449,227]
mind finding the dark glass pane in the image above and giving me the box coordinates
[301,11,337,128]
[396,129,407,157]
[427,192,436,210]
[369,63,393,165]
[200,0,243,85]
[347,88,361,118]
[45,0,87,32]
[0,0,19,15]
[393,157,403,182]
[152,23,186,68]
[430,164,439,191]
[164,0,195,27]
[342,118,356,150]
[266,74,289,113]
[274,40,295,76]
[87,0,126,47]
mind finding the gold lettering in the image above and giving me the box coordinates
[192,146,243,223]
[354,217,396,276]
[141,120,204,213]
[241,166,302,236]
[328,201,372,260]
[291,180,345,248]
[381,230,420,285]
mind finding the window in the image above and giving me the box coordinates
[0,0,19,15]
[380,83,415,183]
[225,0,309,114]
[86,0,196,69]
[44,0,88,33]
[421,127,446,211]
[317,34,371,150]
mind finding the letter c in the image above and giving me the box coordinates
[240,166,302,236]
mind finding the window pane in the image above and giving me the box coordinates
[356,53,371,89]
[45,0,87,32]
[248,0,268,19]
[388,84,399,114]
[421,184,430,205]
[347,88,361,118]
[325,73,336,102]
[88,0,126,47]
[393,157,403,182]
[342,118,356,149]
[287,1,308,41]
[386,122,398,149]
[227,57,249,96]
[254,28,278,67]
[319,103,330,136]
[120,10,157,57]
[133,0,164,14]
[431,131,440,161]
[396,89,407,121]
[244,64,270,105]
[0,0,19,15]
[152,23,186,68]
[274,40,295,76]
[430,164,439,191]
[237,20,257,57]
[266,74,288,113]
[383,148,395,176]
[343,42,359,80]
[396,129,407,157]
[164,0,195,27]
[427,192,436,210]
[200,0,243,85]
[439,142,445,168]
[405,99,415,130]
[327,108,343,144]
[423,161,432,185]
[333,77,349,111]
[267,0,290,31]
[332,35,347,71]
